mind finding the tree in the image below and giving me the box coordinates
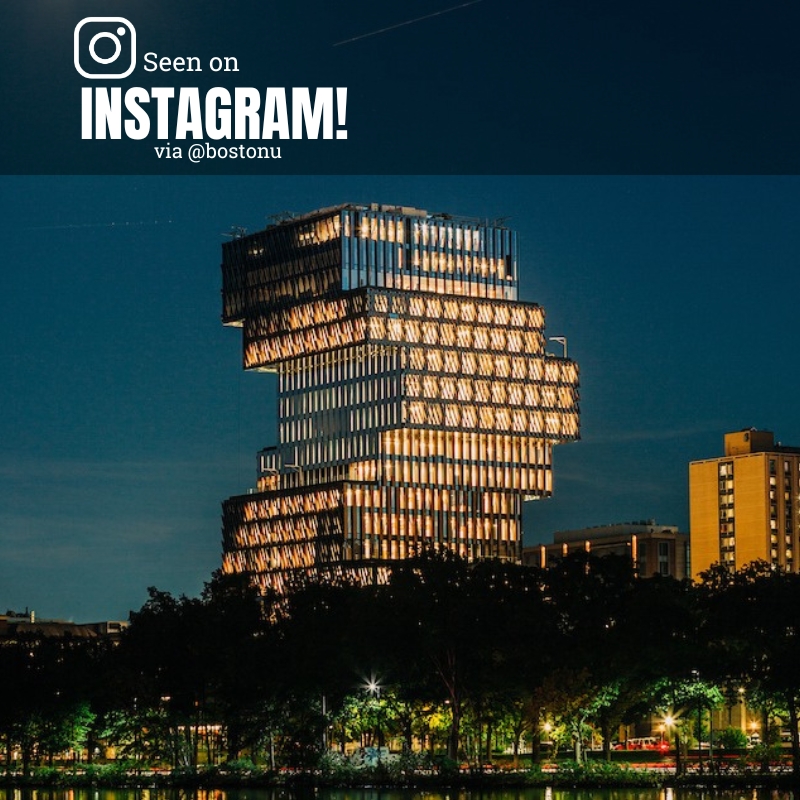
[381,550,535,762]
[699,561,800,776]
[538,552,638,761]
[380,549,473,761]
[654,675,723,775]
[200,570,274,761]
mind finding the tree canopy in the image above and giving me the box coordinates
[1,554,794,774]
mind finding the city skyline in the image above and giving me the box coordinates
[2,175,799,621]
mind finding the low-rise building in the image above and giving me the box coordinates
[0,609,128,641]
[522,521,690,579]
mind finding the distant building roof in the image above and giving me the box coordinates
[0,613,128,641]
[553,521,681,544]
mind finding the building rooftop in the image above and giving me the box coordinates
[690,429,800,461]
[0,611,128,640]
[553,521,681,544]
[242,203,513,234]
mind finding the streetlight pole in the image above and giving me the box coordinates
[366,677,383,755]
[542,721,553,760]
[665,715,680,776]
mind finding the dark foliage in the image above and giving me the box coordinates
[0,553,792,774]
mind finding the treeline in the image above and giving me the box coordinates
[2,550,800,776]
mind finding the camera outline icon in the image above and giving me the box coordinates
[74,17,137,79]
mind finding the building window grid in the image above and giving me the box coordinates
[770,464,780,565]
[223,207,578,592]
[718,461,735,564]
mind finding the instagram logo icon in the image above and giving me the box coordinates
[74,17,136,79]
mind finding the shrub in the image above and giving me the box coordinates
[220,757,257,774]
[749,742,784,767]
[716,727,747,750]
[30,767,61,785]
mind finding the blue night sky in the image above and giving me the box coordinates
[1,175,799,622]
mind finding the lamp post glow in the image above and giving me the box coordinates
[664,714,680,775]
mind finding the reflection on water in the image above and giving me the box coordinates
[0,788,795,800]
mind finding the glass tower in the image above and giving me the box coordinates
[221,203,580,594]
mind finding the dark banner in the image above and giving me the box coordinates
[2,0,799,174]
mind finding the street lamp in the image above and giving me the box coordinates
[539,721,554,758]
[664,714,680,774]
[663,715,674,747]
[364,676,383,755]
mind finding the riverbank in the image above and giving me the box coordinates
[2,762,799,792]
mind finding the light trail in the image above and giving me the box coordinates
[24,220,174,231]
[333,0,482,47]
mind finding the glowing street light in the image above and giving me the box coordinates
[365,675,382,698]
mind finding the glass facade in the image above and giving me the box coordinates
[220,204,580,594]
